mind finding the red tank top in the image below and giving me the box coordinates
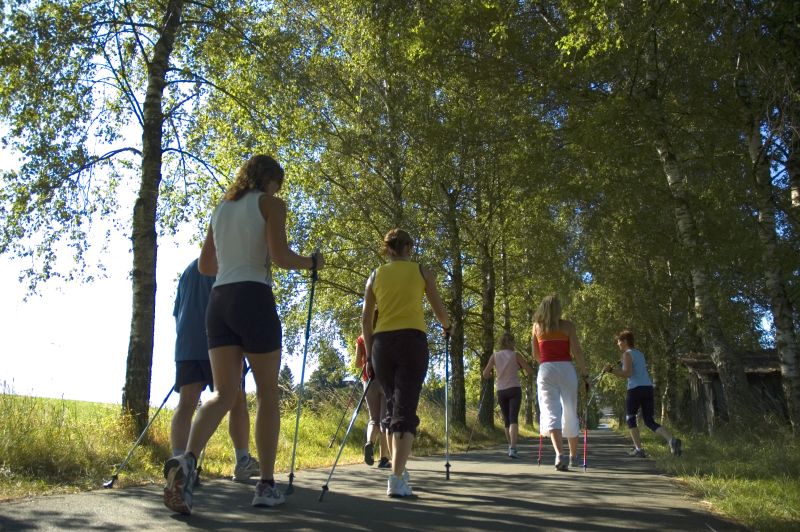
[536,330,572,363]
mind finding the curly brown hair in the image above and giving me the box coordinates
[381,228,414,258]
[224,155,284,201]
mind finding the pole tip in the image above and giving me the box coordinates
[318,485,328,502]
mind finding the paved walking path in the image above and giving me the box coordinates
[0,429,743,531]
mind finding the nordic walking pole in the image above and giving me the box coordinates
[444,332,451,480]
[537,433,543,466]
[466,382,489,453]
[103,385,174,488]
[285,253,319,496]
[319,379,372,501]
[328,378,361,448]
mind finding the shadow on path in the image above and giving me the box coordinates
[0,429,744,531]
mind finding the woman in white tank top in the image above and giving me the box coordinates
[163,155,324,515]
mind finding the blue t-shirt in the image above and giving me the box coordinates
[626,348,654,390]
[173,259,215,362]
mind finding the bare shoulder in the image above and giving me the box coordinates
[259,194,286,218]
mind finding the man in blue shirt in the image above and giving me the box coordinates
[171,259,259,481]
[605,330,682,458]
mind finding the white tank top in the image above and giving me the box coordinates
[211,190,272,287]
[494,349,521,391]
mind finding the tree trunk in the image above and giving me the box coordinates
[478,238,496,428]
[642,34,749,420]
[789,118,800,212]
[122,0,184,434]
[743,110,800,434]
[444,188,466,426]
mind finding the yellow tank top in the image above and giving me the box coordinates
[372,261,427,333]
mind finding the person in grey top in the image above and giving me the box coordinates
[604,330,682,458]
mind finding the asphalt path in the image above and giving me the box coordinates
[0,429,744,531]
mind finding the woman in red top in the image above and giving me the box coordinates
[532,294,588,471]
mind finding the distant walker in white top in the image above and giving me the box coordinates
[482,332,534,458]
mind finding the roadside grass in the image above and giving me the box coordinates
[625,421,800,531]
[0,386,509,501]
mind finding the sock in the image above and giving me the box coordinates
[235,448,250,463]
[172,448,185,457]
[260,478,275,487]
[185,452,197,469]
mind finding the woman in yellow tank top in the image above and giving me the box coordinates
[361,228,450,498]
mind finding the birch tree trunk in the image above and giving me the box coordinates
[642,34,750,420]
[122,0,184,434]
[742,108,800,434]
[478,237,496,428]
[444,187,466,426]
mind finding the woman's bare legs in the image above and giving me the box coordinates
[247,349,281,480]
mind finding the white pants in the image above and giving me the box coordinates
[537,361,580,438]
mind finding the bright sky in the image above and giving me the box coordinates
[0,221,312,409]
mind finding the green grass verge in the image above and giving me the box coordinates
[621,421,800,531]
[0,387,512,500]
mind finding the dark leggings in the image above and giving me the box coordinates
[626,385,661,432]
[372,329,429,435]
[497,386,522,428]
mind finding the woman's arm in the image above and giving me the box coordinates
[610,351,633,379]
[355,338,366,369]
[516,352,534,377]
[262,194,324,270]
[198,224,218,276]
[531,324,542,364]
[421,265,450,331]
[482,354,495,379]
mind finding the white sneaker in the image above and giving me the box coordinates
[387,474,413,498]
[252,481,285,507]
[233,454,260,481]
[508,447,519,459]
[163,454,196,515]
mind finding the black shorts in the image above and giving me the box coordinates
[174,360,214,392]
[497,386,522,428]
[626,385,660,432]
[206,282,282,353]
[174,361,250,392]
[372,329,429,435]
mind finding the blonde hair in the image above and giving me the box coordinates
[224,155,284,201]
[533,294,562,333]
[498,332,515,350]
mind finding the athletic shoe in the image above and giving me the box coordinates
[377,457,391,469]
[669,438,682,457]
[364,442,375,466]
[163,454,196,515]
[233,454,260,481]
[402,469,410,483]
[387,474,413,498]
[628,447,647,458]
[554,454,569,471]
[252,480,285,507]
[508,447,519,459]
[569,455,581,468]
